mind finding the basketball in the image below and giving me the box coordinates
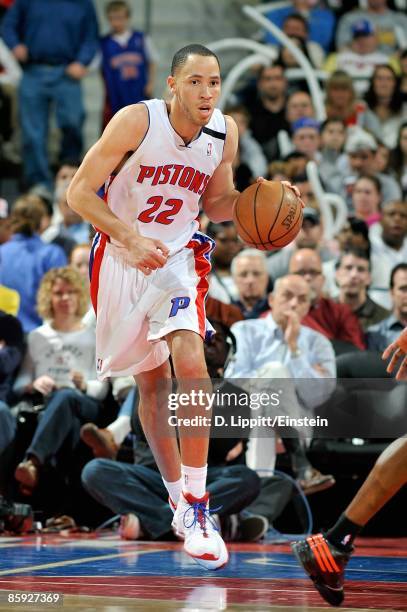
[233,181,303,251]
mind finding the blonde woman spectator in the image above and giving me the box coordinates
[14,266,108,495]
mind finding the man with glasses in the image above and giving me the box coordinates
[289,248,365,353]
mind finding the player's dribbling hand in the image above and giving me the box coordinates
[382,328,407,380]
[126,235,169,275]
[255,178,305,209]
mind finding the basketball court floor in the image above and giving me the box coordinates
[0,533,405,610]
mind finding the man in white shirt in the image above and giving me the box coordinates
[226,274,336,493]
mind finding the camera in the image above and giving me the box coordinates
[0,496,33,534]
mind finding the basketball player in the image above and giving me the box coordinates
[291,326,407,606]
[68,44,300,570]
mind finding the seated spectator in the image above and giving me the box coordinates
[82,319,264,543]
[322,216,373,297]
[275,36,317,94]
[333,127,402,206]
[323,19,396,96]
[13,267,109,495]
[231,250,270,319]
[335,248,390,330]
[373,140,391,175]
[335,0,407,56]
[271,13,325,69]
[207,221,241,304]
[389,121,407,198]
[289,248,366,352]
[225,274,336,495]
[291,117,321,162]
[0,195,67,332]
[367,263,407,351]
[264,0,335,54]
[364,64,405,149]
[351,174,382,229]
[101,0,157,128]
[225,105,267,178]
[0,311,24,458]
[283,151,308,178]
[246,64,290,162]
[286,90,315,127]
[324,71,380,134]
[69,243,91,289]
[266,207,334,281]
[369,199,407,309]
[318,118,348,189]
[42,188,90,256]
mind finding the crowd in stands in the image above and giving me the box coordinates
[0,0,406,540]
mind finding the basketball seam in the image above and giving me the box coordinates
[267,182,285,243]
[270,208,303,245]
[253,183,265,249]
[234,190,259,246]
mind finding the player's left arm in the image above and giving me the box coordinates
[201,115,240,222]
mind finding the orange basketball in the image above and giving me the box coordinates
[233,181,303,251]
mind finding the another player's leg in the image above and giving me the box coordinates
[292,437,407,606]
[167,329,228,570]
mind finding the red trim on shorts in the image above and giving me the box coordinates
[90,233,107,313]
[186,236,212,338]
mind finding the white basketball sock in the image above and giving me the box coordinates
[162,477,182,505]
[181,463,208,499]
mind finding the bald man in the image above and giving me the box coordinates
[289,249,365,353]
[292,328,407,606]
[225,274,336,497]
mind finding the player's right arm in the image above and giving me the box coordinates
[67,104,168,273]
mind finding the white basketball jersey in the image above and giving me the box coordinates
[106,99,226,253]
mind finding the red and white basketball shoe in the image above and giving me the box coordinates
[172,491,228,570]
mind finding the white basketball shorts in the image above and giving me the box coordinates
[89,231,215,379]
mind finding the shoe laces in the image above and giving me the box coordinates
[183,501,221,536]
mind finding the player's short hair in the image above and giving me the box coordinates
[106,0,130,16]
[171,44,220,76]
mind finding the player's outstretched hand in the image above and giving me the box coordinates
[382,328,407,380]
[255,177,305,209]
[126,235,169,275]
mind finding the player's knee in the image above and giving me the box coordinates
[173,357,208,379]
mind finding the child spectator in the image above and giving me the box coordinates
[101,0,158,127]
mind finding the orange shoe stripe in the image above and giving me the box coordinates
[307,536,329,572]
[313,535,335,572]
[317,535,341,572]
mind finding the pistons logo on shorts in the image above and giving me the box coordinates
[169,296,190,317]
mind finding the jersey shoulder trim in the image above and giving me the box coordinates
[202,126,226,141]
